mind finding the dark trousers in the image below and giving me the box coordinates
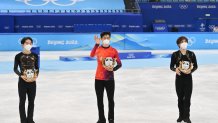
[18,79,36,123]
[95,79,115,121]
[175,75,193,119]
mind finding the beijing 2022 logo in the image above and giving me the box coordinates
[16,0,84,6]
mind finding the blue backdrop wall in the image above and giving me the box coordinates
[139,3,218,32]
[0,14,143,33]
[0,32,218,51]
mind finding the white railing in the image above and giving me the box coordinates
[0,9,141,14]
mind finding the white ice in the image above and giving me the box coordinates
[0,50,218,123]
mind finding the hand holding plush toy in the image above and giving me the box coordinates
[178,61,194,74]
[101,57,117,71]
[22,69,38,82]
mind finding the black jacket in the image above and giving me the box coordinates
[170,50,198,73]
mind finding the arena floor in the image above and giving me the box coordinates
[0,50,218,123]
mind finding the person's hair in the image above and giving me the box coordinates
[21,37,33,44]
[100,32,111,38]
[176,36,188,45]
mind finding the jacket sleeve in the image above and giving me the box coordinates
[34,54,39,76]
[113,49,122,71]
[90,44,99,57]
[170,52,176,71]
[13,54,21,77]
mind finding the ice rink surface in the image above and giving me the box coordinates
[0,50,218,123]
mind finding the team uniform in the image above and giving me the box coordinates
[170,50,198,122]
[14,52,39,123]
[90,44,122,122]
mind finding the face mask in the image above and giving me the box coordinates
[102,39,110,45]
[24,44,32,51]
[180,42,188,50]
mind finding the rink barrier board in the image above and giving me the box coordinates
[59,52,172,61]
[0,32,218,51]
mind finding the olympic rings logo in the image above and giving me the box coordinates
[187,37,196,46]
[18,37,38,45]
[155,27,166,31]
[16,0,84,6]
[179,4,188,9]
[208,25,215,30]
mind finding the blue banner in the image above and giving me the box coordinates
[59,52,153,61]
[124,33,218,50]
[0,16,14,32]
[0,32,218,51]
[0,14,143,33]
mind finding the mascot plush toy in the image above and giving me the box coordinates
[23,69,38,81]
[179,61,194,74]
[102,57,117,68]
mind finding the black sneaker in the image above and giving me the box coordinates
[183,118,191,123]
[177,116,183,122]
[96,120,106,123]
[109,119,114,123]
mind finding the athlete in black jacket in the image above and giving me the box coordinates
[14,37,39,123]
[170,36,198,123]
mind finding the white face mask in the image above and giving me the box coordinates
[24,44,32,51]
[180,42,188,50]
[102,39,110,45]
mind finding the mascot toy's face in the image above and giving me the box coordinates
[104,57,114,67]
[24,69,35,79]
[181,61,190,70]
